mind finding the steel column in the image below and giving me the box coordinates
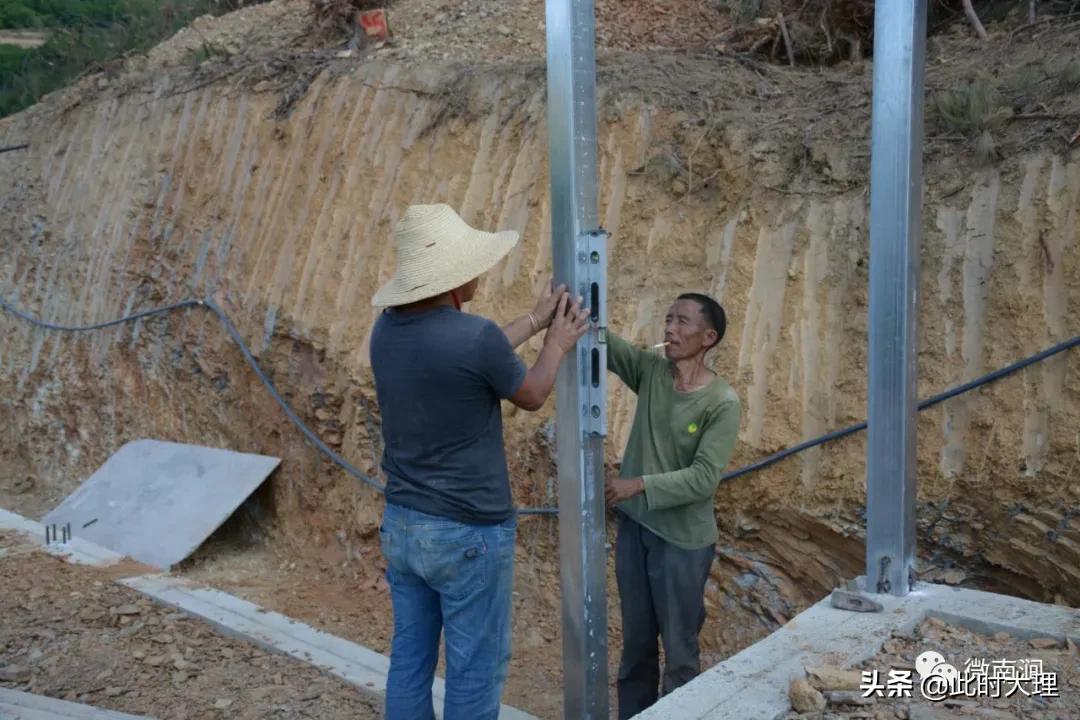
[865,0,927,596]
[545,0,609,717]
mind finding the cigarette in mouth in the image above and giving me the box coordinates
[652,342,670,349]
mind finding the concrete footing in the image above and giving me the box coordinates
[0,688,154,719]
[636,581,1080,720]
[10,504,1075,720]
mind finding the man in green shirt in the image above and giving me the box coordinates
[604,292,741,719]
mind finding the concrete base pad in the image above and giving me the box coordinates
[0,688,153,719]
[637,581,1080,720]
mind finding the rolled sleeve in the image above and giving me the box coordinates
[476,321,527,399]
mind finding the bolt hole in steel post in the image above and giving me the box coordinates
[866,0,927,597]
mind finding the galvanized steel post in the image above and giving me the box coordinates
[545,0,610,716]
[866,0,928,596]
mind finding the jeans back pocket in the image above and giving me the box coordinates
[418,524,488,601]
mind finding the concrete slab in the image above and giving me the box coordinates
[121,574,537,720]
[636,581,1080,720]
[42,439,280,569]
[0,508,124,566]
[0,688,154,719]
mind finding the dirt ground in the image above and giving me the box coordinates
[176,498,791,719]
[783,617,1080,720]
[383,0,726,62]
[0,531,380,720]
[177,512,632,718]
[139,0,731,71]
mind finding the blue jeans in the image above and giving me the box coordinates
[379,502,516,720]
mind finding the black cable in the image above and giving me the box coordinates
[0,144,30,155]
[0,296,201,330]
[0,294,385,493]
[204,299,386,493]
[3,294,1079,516]
[721,333,1080,482]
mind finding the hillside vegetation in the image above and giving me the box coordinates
[0,0,261,116]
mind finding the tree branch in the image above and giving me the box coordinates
[962,0,989,39]
[777,12,796,67]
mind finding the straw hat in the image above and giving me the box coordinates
[372,204,519,307]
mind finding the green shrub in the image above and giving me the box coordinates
[931,74,1012,137]
[0,0,261,117]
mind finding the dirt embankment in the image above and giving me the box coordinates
[1,2,1079,718]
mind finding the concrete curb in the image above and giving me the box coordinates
[1,507,537,720]
[0,688,154,719]
[0,508,124,566]
[119,573,391,693]
[120,574,536,719]
[635,581,1080,720]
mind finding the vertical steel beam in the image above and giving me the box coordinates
[866,0,927,596]
[545,0,609,717]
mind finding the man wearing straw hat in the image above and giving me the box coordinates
[370,203,590,720]
[603,292,741,719]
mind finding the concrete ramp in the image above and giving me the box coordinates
[42,439,279,570]
[0,688,154,719]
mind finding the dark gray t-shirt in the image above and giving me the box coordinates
[370,306,527,525]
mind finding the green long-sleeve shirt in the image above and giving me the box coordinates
[608,332,742,549]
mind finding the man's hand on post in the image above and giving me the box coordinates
[543,292,590,354]
[605,476,645,507]
[509,293,589,411]
[531,278,567,332]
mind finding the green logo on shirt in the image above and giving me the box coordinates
[688,422,699,434]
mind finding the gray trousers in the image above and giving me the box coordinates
[615,513,715,720]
